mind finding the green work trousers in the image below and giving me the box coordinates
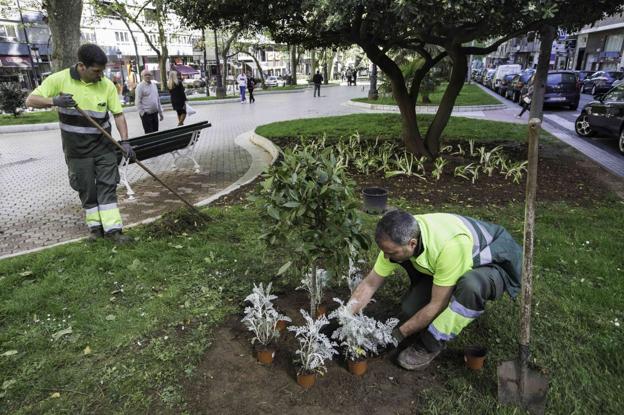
[66,151,123,234]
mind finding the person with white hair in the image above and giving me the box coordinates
[135,69,163,133]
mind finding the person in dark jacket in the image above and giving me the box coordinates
[247,76,256,103]
[167,71,187,126]
[312,70,323,97]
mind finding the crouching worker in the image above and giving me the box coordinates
[348,209,522,370]
[26,44,133,244]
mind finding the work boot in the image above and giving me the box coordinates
[397,340,442,371]
[105,230,133,245]
[87,227,104,242]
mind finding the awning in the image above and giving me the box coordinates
[173,64,199,75]
[0,56,32,68]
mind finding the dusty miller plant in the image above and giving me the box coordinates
[296,267,329,310]
[328,298,399,361]
[288,309,338,375]
[241,282,291,348]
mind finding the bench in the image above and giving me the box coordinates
[115,121,212,199]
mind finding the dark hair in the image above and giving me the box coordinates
[375,209,420,245]
[77,44,108,67]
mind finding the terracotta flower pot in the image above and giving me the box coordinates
[297,372,316,389]
[276,319,289,332]
[464,346,487,370]
[256,348,275,364]
[315,305,327,319]
[348,359,368,376]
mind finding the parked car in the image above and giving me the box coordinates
[582,71,624,95]
[575,85,624,154]
[265,75,286,87]
[498,74,517,98]
[492,64,522,93]
[483,69,496,88]
[531,71,580,110]
[182,77,206,88]
[507,69,535,102]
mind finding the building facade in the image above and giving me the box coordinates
[573,14,624,71]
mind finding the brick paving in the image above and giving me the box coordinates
[0,85,367,257]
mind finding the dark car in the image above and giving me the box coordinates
[575,70,595,83]
[507,69,535,102]
[498,74,517,97]
[530,71,580,109]
[575,85,624,154]
[582,71,624,95]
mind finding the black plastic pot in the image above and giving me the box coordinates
[362,187,388,214]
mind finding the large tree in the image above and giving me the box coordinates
[45,0,83,71]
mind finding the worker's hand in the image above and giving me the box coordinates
[159,113,164,121]
[52,93,76,108]
[121,141,135,161]
[391,326,405,344]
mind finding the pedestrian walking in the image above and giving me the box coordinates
[25,43,133,243]
[135,69,164,133]
[247,76,256,103]
[167,71,187,126]
[237,71,247,103]
[312,70,323,97]
[346,68,352,86]
[516,80,534,118]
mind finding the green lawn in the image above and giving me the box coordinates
[352,83,500,106]
[1,115,622,414]
[0,111,59,126]
[255,113,556,144]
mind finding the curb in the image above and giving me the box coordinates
[345,100,506,113]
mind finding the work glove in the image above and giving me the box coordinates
[121,141,135,161]
[52,93,76,108]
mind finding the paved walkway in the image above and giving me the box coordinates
[0,85,366,258]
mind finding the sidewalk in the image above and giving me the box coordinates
[0,84,365,259]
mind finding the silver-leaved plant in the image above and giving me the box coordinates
[241,282,291,348]
[328,298,399,361]
[287,309,338,375]
[296,267,329,312]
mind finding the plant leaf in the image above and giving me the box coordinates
[277,261,292,275]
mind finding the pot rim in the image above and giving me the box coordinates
[362,187,389,196]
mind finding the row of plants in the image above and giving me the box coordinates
[321,132,528,184]
[241,282,399,389]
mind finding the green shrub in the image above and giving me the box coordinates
[0,82,26,116]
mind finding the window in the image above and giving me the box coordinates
[603,86,624,102]
[605,34,624,52]
[547,73,576,85]
[124,32,129,42]
[115,32,120,42]
[0,24,17,40]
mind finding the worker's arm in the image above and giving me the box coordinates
[397,284,454,337]
[347,269,386,314]
[113,113,129,140]
[25,94,53,108]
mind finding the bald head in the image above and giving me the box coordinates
[141,69,152,77]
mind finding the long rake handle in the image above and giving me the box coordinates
[74,106,200,213]
[519,118,541,365]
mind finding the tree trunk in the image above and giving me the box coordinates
[118,14,141,82]
[45,0,82,71]
[202,28,209,96]
[290,45,298,85]
[424,48,468,157]
[155,0,168,91]
[368,64,378,100]
[213,29,226,98]
[310,49,316,78]
[529,25,556,120]
[322,49,329,85]
[310,263,317,317]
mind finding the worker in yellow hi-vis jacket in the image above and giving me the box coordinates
[26,44,134,244]
[348,209,522,370]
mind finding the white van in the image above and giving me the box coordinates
[492,64,522,93]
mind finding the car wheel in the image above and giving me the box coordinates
[619,128,624,154]
[592,85,597,95]
[575,114,594,137]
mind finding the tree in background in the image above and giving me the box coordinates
[44,0,83,71]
